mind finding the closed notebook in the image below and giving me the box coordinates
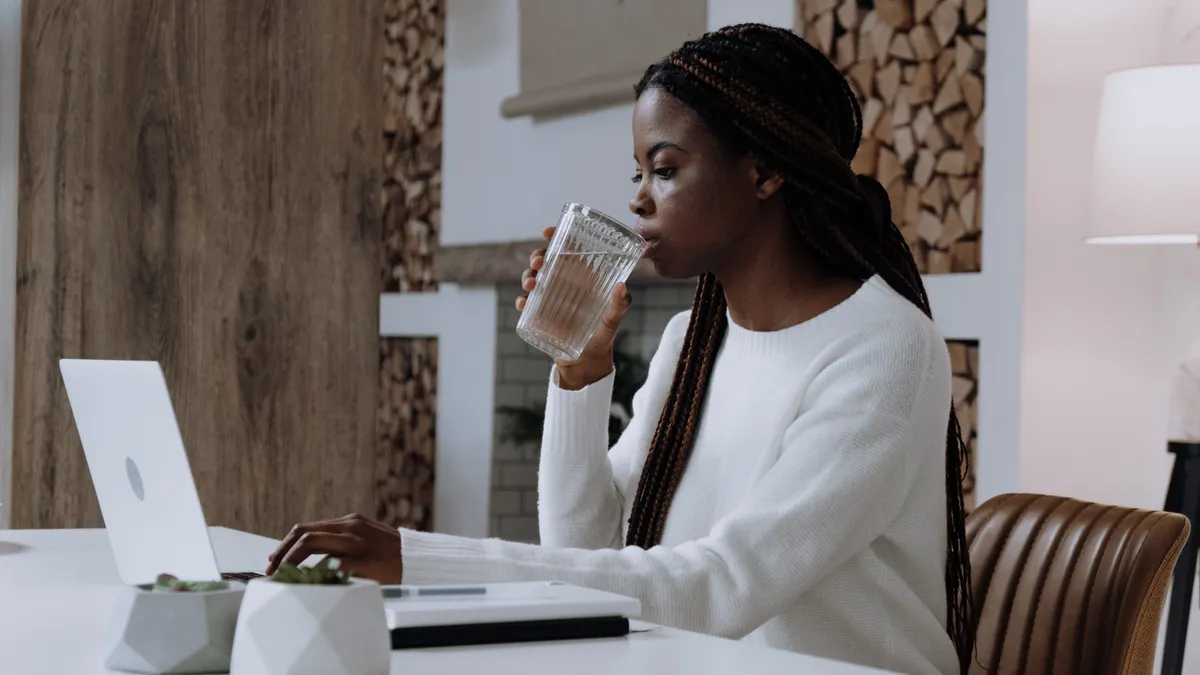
[384,581,641,629]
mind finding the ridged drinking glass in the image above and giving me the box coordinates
[516,203,648,361]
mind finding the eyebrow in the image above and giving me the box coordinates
[636,141,684,162]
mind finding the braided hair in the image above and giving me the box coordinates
[626,23,975,673]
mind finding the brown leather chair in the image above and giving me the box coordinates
[966,493,1189,674]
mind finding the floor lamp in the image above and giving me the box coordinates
[1085,63,1200,675]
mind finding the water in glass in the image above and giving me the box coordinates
[516,204,647,361]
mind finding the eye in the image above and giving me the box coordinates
[631,172,643,184]
[654,167,676,180]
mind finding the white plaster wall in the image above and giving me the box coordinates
[0,0,21,529]
[442,0,796,247]
[1020,79,1169,510]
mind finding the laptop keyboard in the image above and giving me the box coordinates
[222,571,265,582]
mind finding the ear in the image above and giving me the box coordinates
[750,163,785,200]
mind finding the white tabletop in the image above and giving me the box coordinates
[0,527,893,674]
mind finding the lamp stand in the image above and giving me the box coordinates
[1162,441,1200,675]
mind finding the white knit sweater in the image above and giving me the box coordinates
[400,276,959,675]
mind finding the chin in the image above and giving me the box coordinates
[650,256,703,281]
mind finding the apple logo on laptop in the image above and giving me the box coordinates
[125,457,146,502]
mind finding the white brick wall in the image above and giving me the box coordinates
[489,282,695,542]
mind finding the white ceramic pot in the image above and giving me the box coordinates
[104,584,245,674]
[229,578,390,675]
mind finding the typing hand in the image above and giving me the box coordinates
[266,513,404,584]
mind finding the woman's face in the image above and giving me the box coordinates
[629,88,771,279]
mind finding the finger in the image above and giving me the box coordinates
[592,283,632,345]
[542,226,556,242]
[515,295,526,312]
[332,512,398,539]
[334,512,395,535]
[280,532,366,567]
[528,247,546,266]
[530,254,544,271]
[268,519,353,571]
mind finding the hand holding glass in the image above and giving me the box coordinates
[516,203,647,362]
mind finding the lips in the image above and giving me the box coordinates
[636,223,661,259]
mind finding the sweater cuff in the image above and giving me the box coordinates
[544,366,614,451]
[399,528,502,584]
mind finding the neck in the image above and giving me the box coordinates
[713,219,862,332]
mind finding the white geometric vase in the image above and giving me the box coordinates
[104,584,245,674]
[229,578,390,675]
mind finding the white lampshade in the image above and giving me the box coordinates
[1087,64,1200,245]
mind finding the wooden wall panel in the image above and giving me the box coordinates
[376,0,442,531]
[14,0,382,535]
[797,0,985,274]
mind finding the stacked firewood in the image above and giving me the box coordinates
[798,0,985,274]
[377,339,438,531]
[383,0,443,292]
[377,0,443,531]
[948,339,979,512]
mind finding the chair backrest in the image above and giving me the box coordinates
[966,493,1189,675]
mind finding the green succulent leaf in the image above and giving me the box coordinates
[150,573,228,593]
[269,557,350,585]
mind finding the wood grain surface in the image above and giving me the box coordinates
[14,0,382,535]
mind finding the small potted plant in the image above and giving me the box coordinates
[104,574,245,674]
[229,558,389,675]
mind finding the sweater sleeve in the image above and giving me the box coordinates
[400,324,949,640]
[534,312,690,550]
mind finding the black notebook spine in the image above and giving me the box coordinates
[390,616,630,650]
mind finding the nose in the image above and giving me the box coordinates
[629,184,654,218]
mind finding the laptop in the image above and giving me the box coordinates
[58,359,263,585]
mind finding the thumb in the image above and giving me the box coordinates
[592,283,632,347]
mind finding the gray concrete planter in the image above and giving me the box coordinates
[104,583,245,674]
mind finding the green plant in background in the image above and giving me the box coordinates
[152,574,229,593]
[269,557,350,585]
[498,336,650,448]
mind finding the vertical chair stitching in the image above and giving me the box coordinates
[1101,510,1147,669]
[992,496,1054,670]
[1112,512,1158,627]
[1025,500,1095,675]
[967,495,1022,641]
[1071,508,1117,674]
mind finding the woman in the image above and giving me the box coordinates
[269,23,973,675]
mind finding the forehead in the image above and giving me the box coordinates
[632,87,720,152]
